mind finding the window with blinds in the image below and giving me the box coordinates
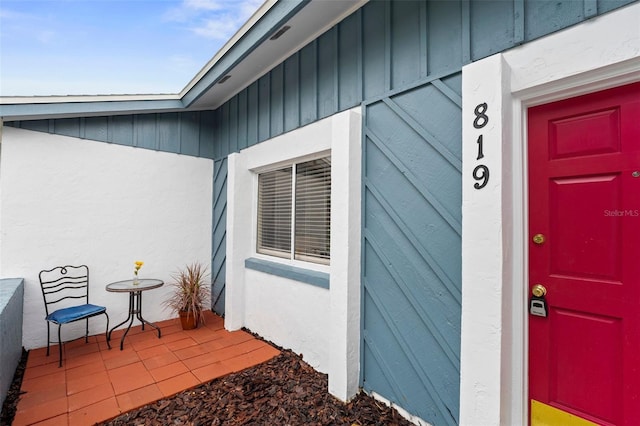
[257,156,331,265]
[257,167,292,259]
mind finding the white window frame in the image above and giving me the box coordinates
[252,151,332,272]
[225,108,362,400]
[256,155,331,265]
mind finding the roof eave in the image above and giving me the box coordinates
[0,96,186,121]
[0,0,369,122]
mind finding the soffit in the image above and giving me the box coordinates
[186,0,368,111]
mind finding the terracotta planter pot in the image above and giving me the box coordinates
[179,310,198,330]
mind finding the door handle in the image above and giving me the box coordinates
[532,234,545,244]
[532,284,547,297]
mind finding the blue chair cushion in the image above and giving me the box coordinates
[46,304,106,324]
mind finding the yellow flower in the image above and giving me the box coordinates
[134,261,144,275]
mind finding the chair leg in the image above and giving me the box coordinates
[46,322,51,357]
[104,312,111,350]
[85,317,89,343]
[57,324,63,368]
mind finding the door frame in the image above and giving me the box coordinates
[459,3,640,425]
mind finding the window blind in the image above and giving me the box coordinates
[257,167,292,258]
[295,158,331,264]
[256,157,331,265]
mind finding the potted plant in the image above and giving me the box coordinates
[164,262,211,330]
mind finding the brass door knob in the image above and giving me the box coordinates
[532,234,545,244]
[532,284,547,298]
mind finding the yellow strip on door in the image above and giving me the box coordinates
[531,400,599,426]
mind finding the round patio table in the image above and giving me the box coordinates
[106,278,164,350]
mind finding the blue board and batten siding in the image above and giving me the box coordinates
[6,1,637,424]
[362,71,463,424]
[212,158,227,315]
[11,112,217,158]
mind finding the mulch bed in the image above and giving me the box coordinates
[2,347,413,426]
[1,348,28,426]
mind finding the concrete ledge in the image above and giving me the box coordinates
[0,278,24,407]
[245,258,330,289]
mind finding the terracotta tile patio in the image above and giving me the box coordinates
[12,311,280,425]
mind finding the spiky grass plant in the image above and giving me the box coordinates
[164,262,211,326]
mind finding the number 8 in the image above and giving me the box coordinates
[473,103,489,129]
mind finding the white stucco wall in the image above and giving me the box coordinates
[0,126,214,350]
[460,3,640,425]
[243,269,331,367]
[226,107,362,401]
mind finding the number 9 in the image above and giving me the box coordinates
[473,165,489,189]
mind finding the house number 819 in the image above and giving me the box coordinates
[472,102,490,190]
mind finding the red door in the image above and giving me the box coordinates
[528,82,640,425]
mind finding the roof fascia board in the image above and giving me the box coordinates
[2,93,181,104]
[180,0,311,107]
[0,98,185,121]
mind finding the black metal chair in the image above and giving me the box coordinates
[39,265,110,367]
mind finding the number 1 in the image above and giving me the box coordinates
[476,135,484,160]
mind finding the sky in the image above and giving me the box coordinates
[0,0,264,97]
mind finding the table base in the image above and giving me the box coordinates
[107,289,161,350]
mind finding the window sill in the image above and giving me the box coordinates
[244,258,330,289]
